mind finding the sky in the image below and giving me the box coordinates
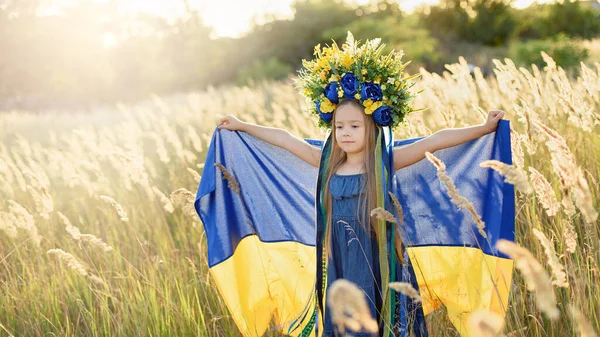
[41,0,548,39]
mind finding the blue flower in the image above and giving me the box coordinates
[361,82,383,102]
[324,82,339,104]
[315,101,333,123]
[340,72,359,99]
[373,105,393,126]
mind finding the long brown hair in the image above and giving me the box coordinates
[322,100,383,258]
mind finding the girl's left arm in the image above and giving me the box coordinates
[393,110,506,171]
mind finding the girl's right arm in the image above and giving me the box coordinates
[218,115,321,168]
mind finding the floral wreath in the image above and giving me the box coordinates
[296,32,423,130]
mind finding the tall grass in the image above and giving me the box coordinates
[0,55,598,336]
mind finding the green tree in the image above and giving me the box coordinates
[420,0,516,46]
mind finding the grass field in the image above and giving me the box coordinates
[0,55,598,336]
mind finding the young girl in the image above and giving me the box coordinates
[216,38,505,337]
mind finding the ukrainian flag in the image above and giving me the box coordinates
[195,120,514,336]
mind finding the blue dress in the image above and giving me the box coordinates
[322,173,427,337]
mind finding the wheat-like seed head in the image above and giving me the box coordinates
[388,192,405,226]
[528,167,560,217]
[532,228,569,288]
[562,220,578,254]
[8,200,41,247]
[214,162,240,194]
[152,186,175,213]
[0,211,18,238]
[389,282,422,302]
[327,279,378,335]
[47,248,88,276]
[496,239,559,319]
[187,167,201,184]
[467,310,505,337]
[570,306,599,337]
[370,207,397,223]
[480,160,532,194]
[99,195,129,222]
[426,152,486,238]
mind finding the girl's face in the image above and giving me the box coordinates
[334,103,366,155]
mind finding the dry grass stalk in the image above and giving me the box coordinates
[532,228,569,288]
[388,192,405,226]
[152,134,170,164]
[214,162,240,194]
[389,282,422,302]
[425,152,486,238]
[152,187,175,213]
[76,234,113,252]
[170,188,195,207]
[57,211,81,238]
[8,200,41,247]
[187,167,201,184]
[570,306,599,337]
[47,249,106,286]
[528,168,560,217]
[370,207,397,223]
[512,102,540,155]
[480,160,532,194]
[505,327,528,337]
[533,120,598,224]
[510,130,525,168]
[467,310,505,337]
[186,125,203,153]
[0,212,18,238]
[87,274,106,286]
[496,239,559,319]
[561,185,577,217]
[57,212,113,252]
[100,195,129,222]
[23,171,54,219]
[170,188,199,225]
[562,220,578,254]
[47,249,88,276]
[327,279,378,335]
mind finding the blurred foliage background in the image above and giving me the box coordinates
[1,0,599,111]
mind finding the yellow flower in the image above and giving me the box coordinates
[381,84,387,90]
[304,89,312,96]
[342,53,353,68]
[317,58,331,71]
[361,69,367,75]
[313,44,321,56]
[329,74,338,83]
[374,75,382,84]
[320,98,336,113]
[320,71,327,80]
[364,100,383,115]
[338,90,344,98]
[354,93,361,100]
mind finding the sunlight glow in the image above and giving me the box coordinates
[42,0,544,39]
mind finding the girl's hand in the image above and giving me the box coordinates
[483,110,506,133]
[218,115,246,131]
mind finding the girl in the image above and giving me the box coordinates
[218,105,504,337]
[216,37,506,337]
